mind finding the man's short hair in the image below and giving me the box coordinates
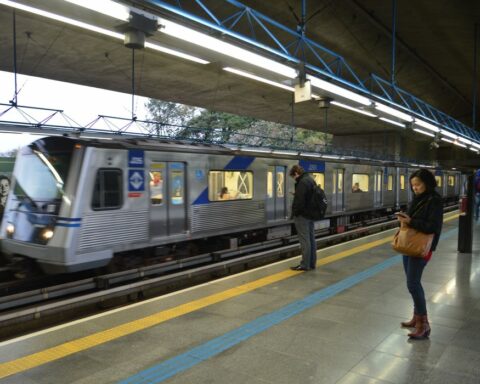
[289,165,305,177]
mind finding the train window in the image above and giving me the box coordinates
[387,175,393,191]
[310,172,325,189]
[276,170,284,197]
[400,175,406,190]
[267,171,273,198]
[448,175,455,186]
[208,171,253,201]
[170,163,184,205]
[352,174,369,192]
[92,169,122,210]
[435,175,442,187]
[149,170,164,205]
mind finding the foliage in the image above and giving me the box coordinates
[145,98,331,149]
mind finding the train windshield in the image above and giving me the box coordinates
[13,140,74,202]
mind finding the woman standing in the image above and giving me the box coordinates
[396,169,443,339]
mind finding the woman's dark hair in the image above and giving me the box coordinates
[409,169,437,193]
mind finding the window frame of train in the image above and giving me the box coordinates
[374,170,383,207]
[387,174,393,191]
[448,175,455,187]
[267,166,287,220]
[351,173,369,193]
[332,168,345,212]
[92,168,123,210]
[208,170,254,202]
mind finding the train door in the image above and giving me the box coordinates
[374,170,383,207]
[332,168,344,212]
[149,162,187,237]
[267,166,286,220]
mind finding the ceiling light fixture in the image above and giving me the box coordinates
[160,19,297,79]
[414,118,440,132]
[375,102,413,122]
[306,75,371,106]
[379,117,405,128]
[414,128,435,138]
[2,0,208,64]
[453,141,467,148]
[331,101,377,117]
[441,138,453,144]
[65,0,130,21]
[440,129,458,140]
[458,137,473,145]
[223,67,295,91]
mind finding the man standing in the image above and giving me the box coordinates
[289,165,317,271]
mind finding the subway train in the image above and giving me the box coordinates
[0,136,463,274]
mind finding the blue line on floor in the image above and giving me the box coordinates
[119,228,457,384]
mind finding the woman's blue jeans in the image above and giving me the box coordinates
[403,255,428,315]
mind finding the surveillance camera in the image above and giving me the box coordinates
[430,141,439,149]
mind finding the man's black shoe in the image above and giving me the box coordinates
[290,265,308,271]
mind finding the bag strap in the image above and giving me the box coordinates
[410,196,432,218]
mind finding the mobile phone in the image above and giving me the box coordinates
[394,212,406,217]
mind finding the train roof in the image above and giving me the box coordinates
[24,135,451,171]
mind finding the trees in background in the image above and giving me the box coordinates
[145,99,330,147]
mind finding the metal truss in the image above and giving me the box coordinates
[142,0,479,142]
[0,102,431,165]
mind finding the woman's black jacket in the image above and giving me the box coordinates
[407,191,443,251]
[292,173,316,219]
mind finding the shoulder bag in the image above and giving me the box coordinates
[391,198,434,258]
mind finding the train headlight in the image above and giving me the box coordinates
[6,224,15,238]
[40,228,54,241]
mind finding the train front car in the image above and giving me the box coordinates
[0,137,83,274]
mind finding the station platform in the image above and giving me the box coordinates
[1,212,479,384]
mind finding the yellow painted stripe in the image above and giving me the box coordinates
[0,212,459,379]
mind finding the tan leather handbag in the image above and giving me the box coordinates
[392,197,434,257]
[392,222,434,257]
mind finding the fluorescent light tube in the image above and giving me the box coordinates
[375,102,413,122]
[415,118,440,132]
[453,141,467,148]
[413,128,435,138]
[2,0,208,64]
[331,101,377,117]
[160,19,297,79]
[471,142,480,149]
[458,137,472,145]
[64,0,130,21]
[441,138,453,144]
[223,68,294,92]
[469,147,479,152]
[440,129,457,139]
[1,0,124,39]
[379,117,405,128]
[145,42,208,64]
[307,75,371,106]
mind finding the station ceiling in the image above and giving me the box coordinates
[0,0,479,167]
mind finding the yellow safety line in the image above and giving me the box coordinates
[0,212,460,379]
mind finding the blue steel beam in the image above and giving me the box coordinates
[142,0,479,143]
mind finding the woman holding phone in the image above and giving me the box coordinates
[396,169,443,339]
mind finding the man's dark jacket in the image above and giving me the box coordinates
[292,173,316,219]
[407,191,443,251]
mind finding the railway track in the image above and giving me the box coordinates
[0,208,459,341]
